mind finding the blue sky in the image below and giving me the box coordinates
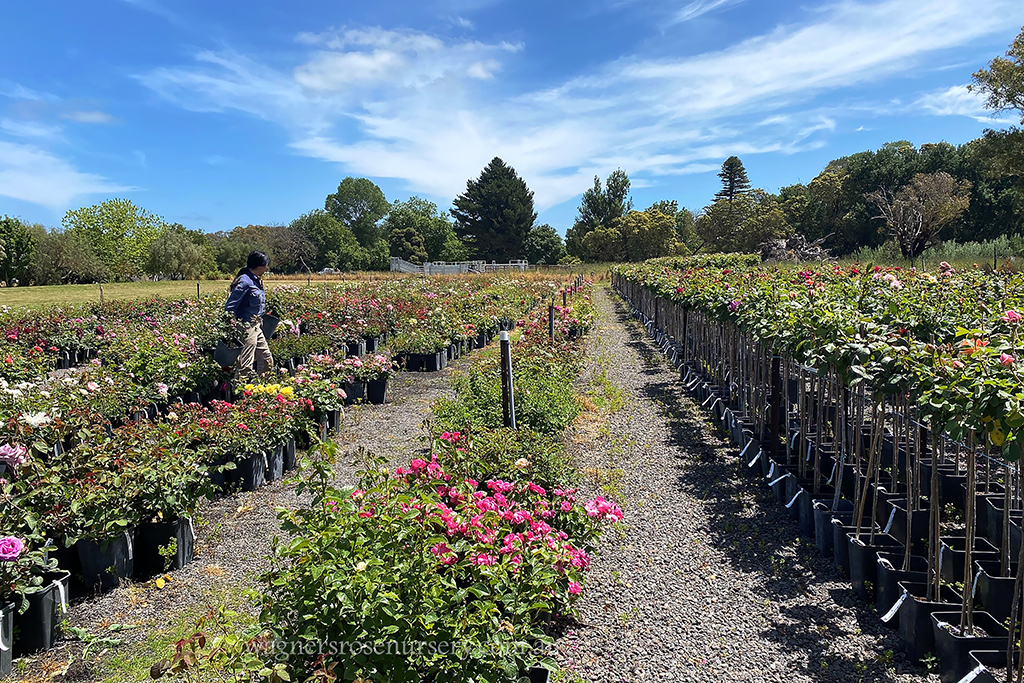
[1,0,1022,235]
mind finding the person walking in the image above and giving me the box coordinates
[225,251,273,378]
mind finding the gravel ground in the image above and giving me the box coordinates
[16,360,455,682]
[554,288,938,683]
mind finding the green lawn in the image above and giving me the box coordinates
[0,280,233,308]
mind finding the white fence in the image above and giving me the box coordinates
[389,258,529,275]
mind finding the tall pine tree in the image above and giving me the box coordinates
[714,156,751,203]
[451,158,537,261]
[565,169,632,259]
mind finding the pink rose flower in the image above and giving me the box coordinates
[0,536,25,561]
[1001,353,1015,367]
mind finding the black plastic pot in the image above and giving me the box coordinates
[135,518,195,578]
[227,452,267,492]
[367,379,387,405]
[327,409,342,434]
[364,336,379,354]
[931,611,1007,683]
[266,444,284,482]
[875,553,927,621]
[831,516,872,578]
[883,502,929,556]
[78,531,134,591]
[283,438,297,471]
[974,559,1021,624]
[12,570,70,655]
[967,650,1021,683]
[346,339,367,357]
[415,352,443,372]
[342,381,365,405]
[813,499,854,557]
[983,496,1023,556]
[0,602,12,677]
[898,581,962,663]
[527,665,550,683]
[940,537,999,585]
[403,353,421,372]
[847,532,903,601]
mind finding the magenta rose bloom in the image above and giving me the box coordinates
[0,536,25,561]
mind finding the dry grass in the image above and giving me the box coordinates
[0,266,611,309]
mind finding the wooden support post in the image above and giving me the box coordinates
[548,303,555,341]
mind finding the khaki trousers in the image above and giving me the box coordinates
[236,319,274,379]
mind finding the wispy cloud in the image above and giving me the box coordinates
[915,84,1015,124]
[62,110,117,124]
[0,141,132,209]
[671,0,745,24]
[136,0,1023,211]
[0,119,63,140]
[449,15,475,29]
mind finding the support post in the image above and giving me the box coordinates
[196,281,200,299]
[500,331,516,429]
[549,303,555,341]
[562,289,567,307]
[99,284,104,305]
[768,355,783,460]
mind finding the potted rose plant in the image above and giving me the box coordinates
[357,355,396,405]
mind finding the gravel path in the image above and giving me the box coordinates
[554,288,937,683]
[18,362,454,682]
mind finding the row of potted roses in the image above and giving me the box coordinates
[244,281,606,683]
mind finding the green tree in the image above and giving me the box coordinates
[325,178,389,249]
[565,169,632,259]
[29,227,107,284]
[618,208,680,261]
[294,209,364,270]
[714,157,751,203]
[451,157,537,261]
[971,26,1024,123]
[0,215,35,286]
[388,226,428,264]
[522,224,566,264]
[62,199,167,280]
[146,229,213,280]
[383,197,468,262]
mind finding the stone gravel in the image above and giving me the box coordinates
[554,287,937,683]
[15,360,454,682]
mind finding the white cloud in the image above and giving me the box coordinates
[292,27,519,93]
[916,84,1015,123]
[62,110,117,124]
[0,81,59,102]
[137,0,1023,211]
[0,119,63,139]
[0,141,132,209]
[671,0,745,24]
[449,15,475,30]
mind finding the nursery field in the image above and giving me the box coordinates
[9,253,1022,682]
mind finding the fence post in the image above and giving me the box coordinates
[548,302,555,341]
[500,331,516,429]
[562,288,567,307]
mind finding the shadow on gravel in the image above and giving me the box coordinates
[607,295,931,683]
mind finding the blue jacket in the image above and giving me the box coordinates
[225,271,266,321]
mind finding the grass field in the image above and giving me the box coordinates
[0,263,613,309]
[0,280,236,308]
